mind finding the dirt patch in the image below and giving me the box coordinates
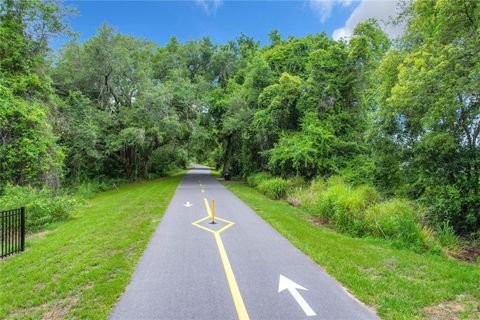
[42,295,79,320]
[143,201,157,209]
[307,216,329,228]
[382,258,398,270]
[450,246,480,264]
[286,196,302,207]
[423,295,480,320]
[27,229,51,240]
[83,283,94,290]
[357,265,382,280]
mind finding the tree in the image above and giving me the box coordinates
[372,0,480,234]
[0,83,63,188]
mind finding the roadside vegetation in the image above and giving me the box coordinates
[246,172,480,260]
[203,0,480,257]
[1,0,478,246]
[0,175,182,319]
[1,0,479,317]
[225,182,480,319]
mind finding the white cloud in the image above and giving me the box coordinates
[194,0,223,15]
[332,0,404,40]
[309,0,353,23]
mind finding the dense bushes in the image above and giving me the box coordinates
[0,83,63,189]
[208,1,480,239]
[0,185,80,232]
[248,173,305,200]
[246,172,273,187]
[247,173,440,251]
[307,179,381,236]
[257,178,290,199]
[0,178,128,232]
[364,199,425,247]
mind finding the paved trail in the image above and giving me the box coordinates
[110,166,378,320]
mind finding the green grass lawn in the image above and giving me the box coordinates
[0,175,183,319]
[225,182,480,320]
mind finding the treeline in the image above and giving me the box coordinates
[0,0,478,238]
[203,0,479,239]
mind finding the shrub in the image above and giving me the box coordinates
[307,177,381,235]
[307,178,348,219]
[310,177,326,193]
[290,177,326,208]
[246,172,273,187]
[435,221,459,248]
[364,199,424,247]
[248,172,444,252]
[286,186,306,207]
[257,178,290,199]
[0,185,80,232]
[422,184,479,235]
[288,176,306,188]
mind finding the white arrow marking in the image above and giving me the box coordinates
[278,274,316,317]
[184,201,193,207]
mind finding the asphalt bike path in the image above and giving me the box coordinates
[110,166,378,320]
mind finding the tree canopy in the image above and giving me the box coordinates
[1,0,478,236]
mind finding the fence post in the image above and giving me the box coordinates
[20,207,25,252]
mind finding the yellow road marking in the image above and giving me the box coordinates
[203,198,212,217]
[191,215,235,234]
[190,198,249,320]
[214,232,249,320]
[216,219,235,233]
[191,216,212,232]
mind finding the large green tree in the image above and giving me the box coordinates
[371,0,479,234]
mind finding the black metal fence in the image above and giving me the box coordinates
[1,207,25,258]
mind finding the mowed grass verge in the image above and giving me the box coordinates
[225,182,480,320]
[0,175,183,319]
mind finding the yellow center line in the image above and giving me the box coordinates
[214,232,249,320]
[191,198,249,320]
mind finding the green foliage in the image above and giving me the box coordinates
[0,83,63,188]
[435,221,459,249]
[246,172,273,187]
[257,177,290,199]
[0,175,182,319]
[283,176,435,250]
[227,182,480,320]
[370,0,480,234]
[267,113,342,178]
[364,199,425,247]
[69,178,127,199]
[307,178,379,235]
[1,0,478,240]
[288,176,306,189]
[0,185,79,232]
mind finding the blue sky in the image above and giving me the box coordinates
[56,1,400,48]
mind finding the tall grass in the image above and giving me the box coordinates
[306,178,381,235]
[257,178,290,199]
[246,172,273,187]
[249,173,306,200]
[364,199,428,248]
[245,173,444,252]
